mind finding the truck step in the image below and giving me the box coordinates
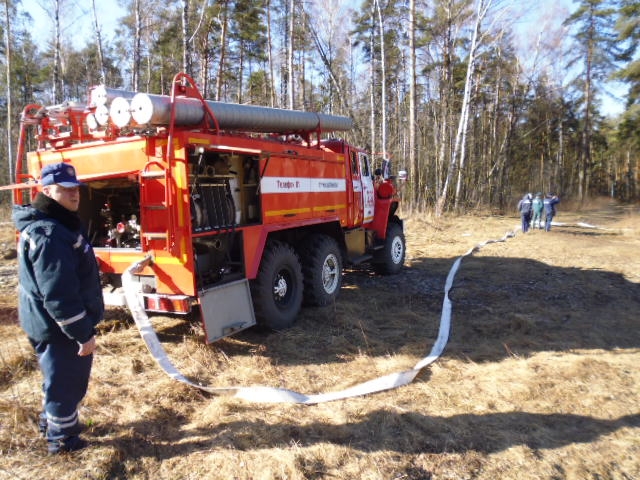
[349,254,373,265]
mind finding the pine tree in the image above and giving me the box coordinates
[563,0,623,202]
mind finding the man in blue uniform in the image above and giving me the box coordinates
[13,163,104,454]
[543,193,560,231]
[517,193,533,233]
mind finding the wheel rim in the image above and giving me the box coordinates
[390,236,404,264]
[273,268,292,306]
[322,254,340,294]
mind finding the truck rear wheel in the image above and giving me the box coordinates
[251,240,303,330]
[300,234,343,306]
[373,222,405,274]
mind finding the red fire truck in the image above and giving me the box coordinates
[9,73,405,342]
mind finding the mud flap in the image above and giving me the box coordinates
[199,279,256,342]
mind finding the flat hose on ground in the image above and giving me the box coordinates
[122,222,606,404]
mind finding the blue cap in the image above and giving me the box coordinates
[41,163,82,187]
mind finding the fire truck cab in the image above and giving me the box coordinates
[10,74,405,342]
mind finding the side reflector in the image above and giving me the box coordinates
[143,294,192,314]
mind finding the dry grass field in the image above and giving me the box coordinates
[0,198,638,479]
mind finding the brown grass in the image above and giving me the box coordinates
[0,199,638,479]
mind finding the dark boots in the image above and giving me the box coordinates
[47,435,88,455]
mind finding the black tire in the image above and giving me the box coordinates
[250,240,303,330]
[373,222,405,274]
[300,235,343,306]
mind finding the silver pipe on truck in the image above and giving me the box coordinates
[123,92,353,133]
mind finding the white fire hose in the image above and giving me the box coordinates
[122,221,603,404]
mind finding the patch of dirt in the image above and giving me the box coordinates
[0,199,638,479]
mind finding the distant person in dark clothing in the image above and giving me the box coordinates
[532,192,544,229]
[543,193,560,231]
[12,162,104,455]
[517,193,533,233]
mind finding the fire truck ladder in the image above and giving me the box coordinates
[139,160,171,251]
[139,72,220,253]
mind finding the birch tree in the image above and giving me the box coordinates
[436,0,492,216]
[303,2,354,118]
[425,0,467,209]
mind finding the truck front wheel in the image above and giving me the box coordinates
[251,240,303,330]
[300,234,343,306]
[373,222,405,274]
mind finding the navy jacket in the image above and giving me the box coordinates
[13,194,104,344]
[544,196,560,215]
[517,195,532,215]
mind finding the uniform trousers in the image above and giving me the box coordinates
[30,336,93,443]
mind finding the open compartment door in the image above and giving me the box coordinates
[199,279,256,342]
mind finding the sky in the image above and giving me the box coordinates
[22,0,626,117]
[510,0,627,117]
[24,0,125,48]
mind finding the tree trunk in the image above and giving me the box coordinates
[299,49,306,109]
[266,0,275,107]
[4,0,12,182]
[91,0,106,83]
[215,0,229,101]
[369,0,376,159]
[437,0,491,216]
[580,44,592,203]
[182,0,191,76]
[191,0,209,93]
[53,0,62,103]
[237,45,244,103]
[287,0,294,109]
[133,0,141,91]
[436,0,454,211]
[375,0,386,159]
[304,12,362,139]
[408,0,416,209]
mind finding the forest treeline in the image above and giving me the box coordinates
[1,0,639,213]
